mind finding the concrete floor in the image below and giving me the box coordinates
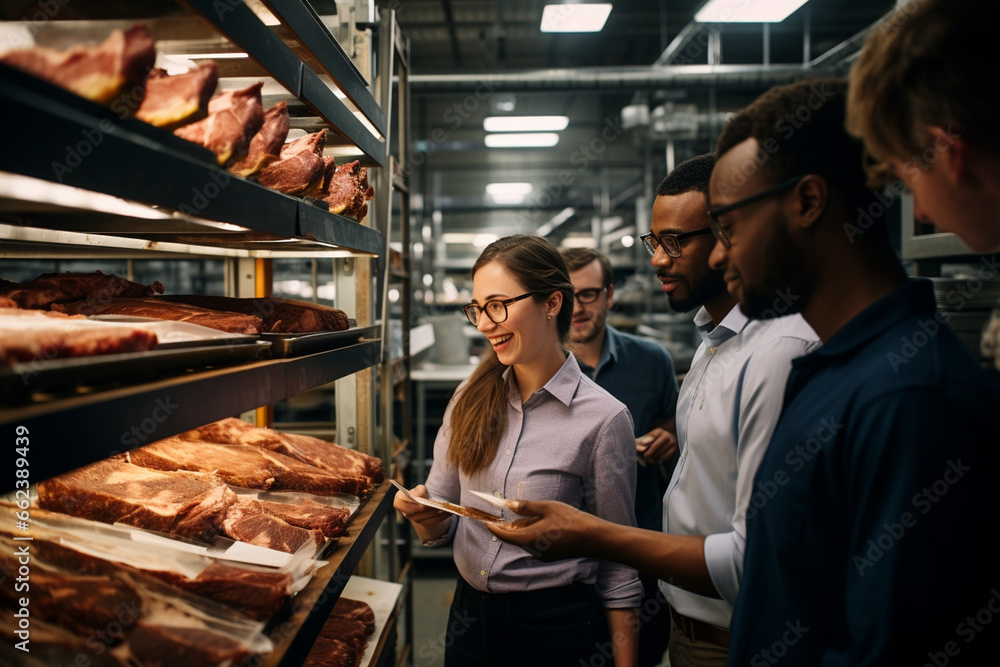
[408,557,459,667]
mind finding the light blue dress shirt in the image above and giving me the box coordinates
[659,305,819,628]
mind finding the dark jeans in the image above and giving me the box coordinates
[444,576,613,667]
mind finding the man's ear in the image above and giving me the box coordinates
[927,125,969,185]
[606,283,615,308]
[789,174,828,229]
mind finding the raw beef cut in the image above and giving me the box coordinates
[303,636,360,667]
[257,131,326,196]
[129,436,370,496]
[36,457,237,540]
[136,62,218,129]
[318,618,370,652]
[174,82,264,165]
[332,597,376,635]
[183,418,383,493]
[52,296,263,334]
[322,159,374,220]
[129,623,251,666]
[229,101,290,177]
[222,498,324,554]
[22,533,291,621]
[158,294,349,333]
[258,498,349,539]
[0,308,158,363]
[0,24,155,106]
[0,270,163,309]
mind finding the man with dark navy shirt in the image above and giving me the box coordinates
[707,78,999,665]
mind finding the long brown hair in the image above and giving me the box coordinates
[447,235,574,475]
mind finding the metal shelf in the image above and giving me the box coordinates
[183,0,384,165]
[0,65,382,256]
[261,481,397,667]
[0,340,379,492]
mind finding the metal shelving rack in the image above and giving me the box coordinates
[0,2,405,665]
[373,9,415,665]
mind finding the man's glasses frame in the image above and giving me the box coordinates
[462,291,543,326]
[708,175,806,248]
[639,228,714,258]
[574,287,607,304]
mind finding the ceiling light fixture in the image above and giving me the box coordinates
[485,133,560,148]
[541,4,613,33]
[490,193,528,204]
[485,182,534,195]
[695,0,810,23]
[484,116,569,132]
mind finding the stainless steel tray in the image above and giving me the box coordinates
[1,342,271,402]
[260,324,379,358]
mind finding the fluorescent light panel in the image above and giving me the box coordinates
[485,133,560,148]
[484,116,569,132]
[541,4,613,32]
[695,0,810,23]
[486,182,533,195]
[490,193,528,204]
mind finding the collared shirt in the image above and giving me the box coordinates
[730,279,1000,665]
[660,305,819,628]
[578,325,678,531]
[425,351,643,608]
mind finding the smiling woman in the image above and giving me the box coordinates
[392,234,643,667]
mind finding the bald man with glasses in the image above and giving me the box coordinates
[492,154,819,667]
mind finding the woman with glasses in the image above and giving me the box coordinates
[393,234,642,667]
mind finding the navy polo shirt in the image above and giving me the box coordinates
[730,279,1000,666]
[579,325,678,531]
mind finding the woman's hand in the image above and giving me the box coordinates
[392,484,452,542]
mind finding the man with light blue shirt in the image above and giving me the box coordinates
[562,246,678,667]
[491,154,819,667]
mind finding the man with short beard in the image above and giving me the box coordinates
[709,78,999,666]
[562,245,678,667]
[492,154,819,667]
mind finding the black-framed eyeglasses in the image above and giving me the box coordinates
[574,287,607,304]
[463,291,543,326]
[639,228,714,258]
[708,175,806,248]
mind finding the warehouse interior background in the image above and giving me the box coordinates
[367,2,908,665]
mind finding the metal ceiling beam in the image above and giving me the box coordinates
[441,0,463,68]
[654,21,706,66]
[410,64,837,92]
[807,9,894,70]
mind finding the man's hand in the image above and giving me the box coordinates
[486,499,609,561]
[636,427,678,464]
